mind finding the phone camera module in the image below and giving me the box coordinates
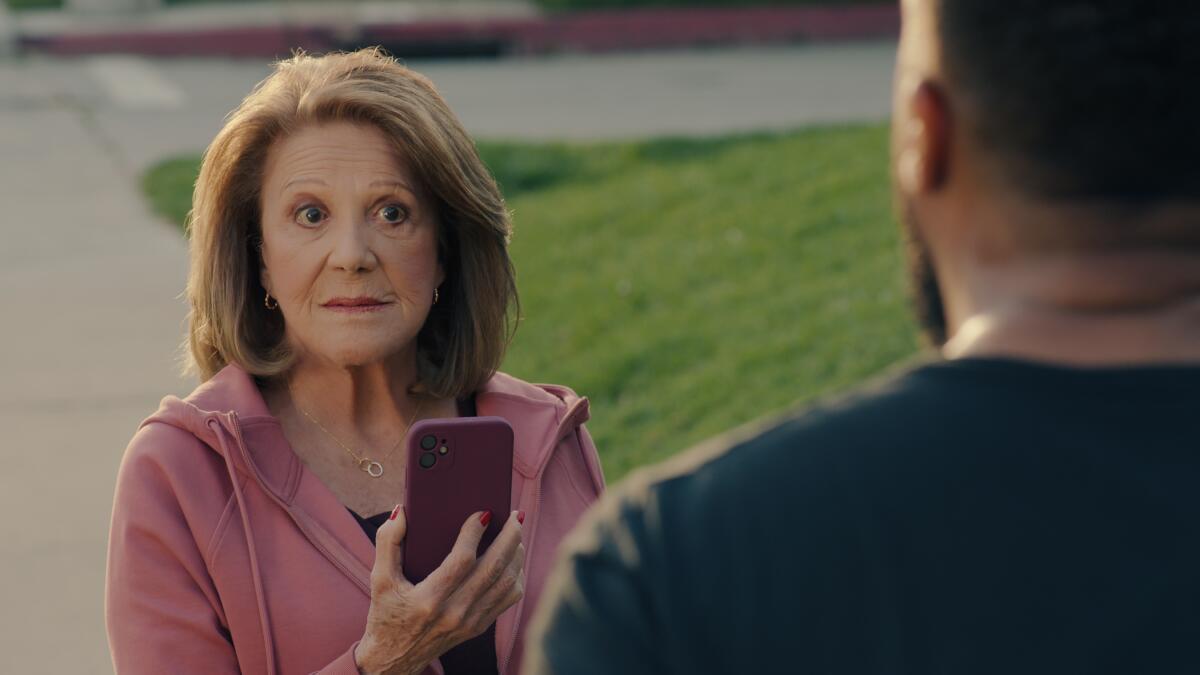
[419,452,437,469]
[420,435,437,450]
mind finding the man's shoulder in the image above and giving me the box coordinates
[565,361,955,557]
[535,357,997,673]
[622,360,949,504]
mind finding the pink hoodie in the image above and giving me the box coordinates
[105,364,605,675]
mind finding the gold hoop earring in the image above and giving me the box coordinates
[264,291,279,310]
[433,287,439,305]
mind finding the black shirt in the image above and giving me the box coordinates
[527,358,1200,674]
[348,509,392,546]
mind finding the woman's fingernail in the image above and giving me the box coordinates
[480,511,493,526]
[389,505,401,521]
[517,511,526,525]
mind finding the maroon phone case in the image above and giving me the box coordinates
[401,416,514,584]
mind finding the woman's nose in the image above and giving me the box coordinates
[327,217,378,273]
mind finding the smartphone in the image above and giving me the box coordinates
[401,416,514,584]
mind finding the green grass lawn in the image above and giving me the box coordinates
[142,124,921,480]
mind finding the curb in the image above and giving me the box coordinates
[17,4,898,58]
[21,25,332,58]
[513,5,899,53]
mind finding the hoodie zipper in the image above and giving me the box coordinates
[498,400,592,674]
[215,411,278,675]
[225,411,370,593]
[500,475,543,675]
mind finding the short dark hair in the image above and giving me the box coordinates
[938,1,1200,205]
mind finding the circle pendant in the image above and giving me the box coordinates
[360,459,384,478]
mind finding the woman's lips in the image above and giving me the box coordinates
[322,298,391,314]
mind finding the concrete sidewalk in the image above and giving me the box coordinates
[7,0,899,58]
[0,73,192,673]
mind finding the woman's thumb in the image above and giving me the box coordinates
[374,504,410,584]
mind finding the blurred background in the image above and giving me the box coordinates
[0,0,908,671]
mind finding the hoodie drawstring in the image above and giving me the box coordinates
[208,417,279,675]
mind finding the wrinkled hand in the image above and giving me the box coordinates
[354,507,525,675]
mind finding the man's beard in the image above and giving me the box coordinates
[900,199,948,347]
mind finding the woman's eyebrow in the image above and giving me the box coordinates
[280,178,415,193]
[281,177,327,192]
[369,179,416,194]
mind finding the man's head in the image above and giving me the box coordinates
[893,0,1200,345]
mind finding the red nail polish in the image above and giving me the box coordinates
[517,511,526,524]
[389,505,401,521]
[480,511,493,526]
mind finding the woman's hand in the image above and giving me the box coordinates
[354,507,526,675]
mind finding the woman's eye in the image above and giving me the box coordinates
[296,206,324,226]
[378,204,408,224]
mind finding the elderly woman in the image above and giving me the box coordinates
[105,49,605,675]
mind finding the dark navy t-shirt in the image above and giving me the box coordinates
[530,358,1200,675]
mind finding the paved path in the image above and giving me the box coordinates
[0,43,894,673]
[84,42,896,171]
[0,64,192,673]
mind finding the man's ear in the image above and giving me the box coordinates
[896,80,951,196]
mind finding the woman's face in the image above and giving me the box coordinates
[258,121,443,369]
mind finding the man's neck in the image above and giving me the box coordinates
[942,251,1200,366]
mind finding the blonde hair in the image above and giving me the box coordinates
[184,48,518,398]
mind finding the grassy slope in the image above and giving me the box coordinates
[142,124,920,480]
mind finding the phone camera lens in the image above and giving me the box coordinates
[419,452,437,469]
[420,435,437,450]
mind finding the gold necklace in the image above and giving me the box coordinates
[287,381,425,478]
